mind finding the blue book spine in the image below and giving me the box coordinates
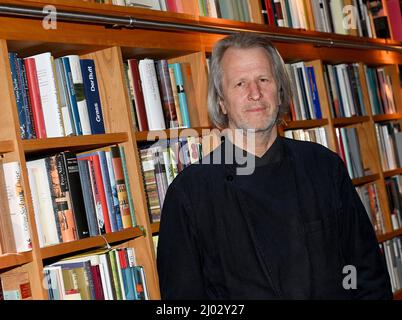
[16,57,35,138]
[307,66,322,119]
[8,52,28,139]
[169,63,191,128]
[80,59,105,134]
[96,150,118,232]
[62,57,82,135]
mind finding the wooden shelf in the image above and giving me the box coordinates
[281,119,329,130]
[0,251,33,269]
[136,127,212,142]
[0,140,14,154]
[377,228,402,243]
[332,116,370,127]
[40,227,144,259]
[383,168,402,178]
[22,132,128,156]
[151,222,160,234]
[373,114,402,122]
[352,174,379,186]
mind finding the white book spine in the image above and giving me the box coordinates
[31,52,65,138]
[65,55,92,135]
[138,59,166,131]
[27,159,60,246]
[27,167,45,248]
[3,162,31,252]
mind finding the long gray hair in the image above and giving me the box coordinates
[208,32,292,129]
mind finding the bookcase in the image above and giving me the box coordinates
[0,0,401,300]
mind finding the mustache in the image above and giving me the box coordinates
[243,102,270,110]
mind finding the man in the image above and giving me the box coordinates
[156,32,392,299]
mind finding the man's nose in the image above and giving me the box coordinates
[247,81,262,101]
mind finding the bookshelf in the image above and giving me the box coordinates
[0,0,400,300]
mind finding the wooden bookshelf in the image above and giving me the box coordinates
[41,227,144,259]
[281,119,329,130]
[332,116,370,127]
[0,140,13,154]
[377,228,402,243]
[22,133,128,156]
[0,252,32,269]
[383,168,402,178]
[373,114,402,122]
[0,0,400,301]
[352,174,380,186]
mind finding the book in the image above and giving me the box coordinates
[0,159,16,253]
[169,63,191,127]
[0,272,32,300]
[80,59,106,134]
[3,161,32,252]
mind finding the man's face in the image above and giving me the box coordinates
[219,47,280,132]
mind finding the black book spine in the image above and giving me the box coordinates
[60,151,90,239]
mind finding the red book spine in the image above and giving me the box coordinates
[166,0,178,12]
[264,0,276,26]
[23,58,46,138]
[79,154,112,233]
[128,59,149,131]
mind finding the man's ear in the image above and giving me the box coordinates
[219,98,227,115]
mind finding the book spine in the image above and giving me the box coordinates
[119,145,137,227]
[65,55,91,135]
[31,52,65,137]
[80,59,106,134]
[105,150,123,230]
[8,53,28,139]
[23,58,47,138]
[155,59,178,128]
[127,59,149,131]
[111,146,133,229]
[169,63,191,127]
[138,59,166,131]
[3,162,32,252]
[76,159,100,236]
[58,152,90,239]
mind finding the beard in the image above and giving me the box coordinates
[229,102,279,133]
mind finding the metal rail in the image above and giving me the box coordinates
[0,3,401,53]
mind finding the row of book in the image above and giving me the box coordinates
[95,0,192,15]
[260,0,400,41]
[124,58,193,131]
[285,62,322,121]
[355,182,386,235]
[283,127,328,148]
[44,247,149,300]
[9,52,106,140]
[0,272,32,300]
[364,66,397,116]
[335,127,365,179]
[199,0,254,22]
[385,175,402,232]
[381,236,402,293]
[26,145,136,248]
[375,122,402,172]
[140,137,203,222]
[323,63,367,119]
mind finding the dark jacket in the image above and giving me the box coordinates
[157,136,392,299]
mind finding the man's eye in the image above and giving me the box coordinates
[235,82,244,87]
[260,78,269,82]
